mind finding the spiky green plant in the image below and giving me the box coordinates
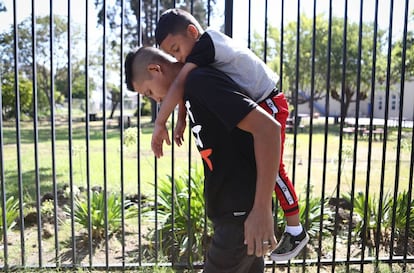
[143,167,212,264]
[343,191,394,247]
[0,196,20,237]
[68,191,137,239]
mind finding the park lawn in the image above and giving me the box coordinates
[1,117,412,203]
[1,118,201,202]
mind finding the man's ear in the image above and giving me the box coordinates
[187,24,200,39]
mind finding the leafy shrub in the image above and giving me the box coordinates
[123,127,138,147]
[392,190,414,237]
[67,191,137,239]
[0,196,20,237]
[344,192,414,247]
[143,167,212,264]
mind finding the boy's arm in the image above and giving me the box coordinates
[151,62,197,157]
[237,107,281,257]
[155,62,197,126]
[173,99,187,146]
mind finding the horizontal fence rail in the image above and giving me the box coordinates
[0,0,413,272]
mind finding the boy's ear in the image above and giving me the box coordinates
[187,24,199,39]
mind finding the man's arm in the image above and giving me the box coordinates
[237,106,281,257]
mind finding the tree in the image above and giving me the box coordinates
[1,73,32,119]
[261,15,387,117]
[0,15,87,115]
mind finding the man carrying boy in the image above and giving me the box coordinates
[125,45,280,272]
[152,8,309,261]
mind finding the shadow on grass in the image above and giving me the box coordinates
[4,167,67,200]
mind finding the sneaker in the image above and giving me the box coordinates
[270,229,309,261]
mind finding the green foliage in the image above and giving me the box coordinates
[143,167,212,264]
[123,127,138,147]
[68,191,137,240]
[342,191,414,248]
[1,73,33,119]
[0,196,20,237]
[390,190,414,237]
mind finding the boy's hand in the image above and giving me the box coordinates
[151,122,171,158]
[173,117,186,146]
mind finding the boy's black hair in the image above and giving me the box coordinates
[155,8,198,46]
[124,49,137,91]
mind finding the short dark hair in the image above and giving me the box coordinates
[124,48,138,91]
[124,46,177,92]
[155,8,203,46]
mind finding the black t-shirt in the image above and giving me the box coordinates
[183,66,258,223]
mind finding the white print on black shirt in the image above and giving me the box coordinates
[185,100,213,171]
[185,100,204,148]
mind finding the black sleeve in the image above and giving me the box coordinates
[186,32,215,67]
[185,67,257,131]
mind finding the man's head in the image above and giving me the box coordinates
[124,46,180,102]
[155,8,204,63]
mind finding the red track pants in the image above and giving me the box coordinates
[259,92,299,216]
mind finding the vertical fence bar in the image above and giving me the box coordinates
[12,0,26,266]
[272,2,284,270]
[136,0,143,266]
[360,1,378,271]
[84,0,94,268]
[67,0,76,266]
[154,1,160,264]
[401,1,411,271]
[49,0,60,266]
[224,0,233,37]
[170,1,178,267]
[102,0,109,269]
[0,62,8,272]
[389,0,408,261]
[31,0,43,268]
[346,1,364,271]
[304,0,317,270]
[120,0,126,269]
[318,0,332,271]
[292,0,300,189]
[333,1,348,271]
[247,0,251,49]
[278,0,284,92]
[404,100,414,272]
[263,0,268,63]
[375,0,394,267]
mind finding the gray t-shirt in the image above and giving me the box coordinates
[186,27,279,102]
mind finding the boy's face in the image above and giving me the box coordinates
[159,24,198,63]
[132,64,172,103]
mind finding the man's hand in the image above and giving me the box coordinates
[244,206,277,257]
[151,122,171,158]
[173,117,186,146]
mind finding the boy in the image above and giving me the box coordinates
[152,8,308,261]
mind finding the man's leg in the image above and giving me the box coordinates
[203,221,264,273]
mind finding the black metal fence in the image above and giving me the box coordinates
[0,0,413,272]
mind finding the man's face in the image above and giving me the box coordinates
[132,64,172,103]
[159,25,198,63]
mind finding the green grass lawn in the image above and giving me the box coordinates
[1,116,412,203]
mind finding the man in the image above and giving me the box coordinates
[125,46,281,273]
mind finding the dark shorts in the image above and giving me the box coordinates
[203,220,264,273]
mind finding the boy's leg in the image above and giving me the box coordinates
[258,92,309,261]
[203,221,264,273]
[259,93,299,216]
